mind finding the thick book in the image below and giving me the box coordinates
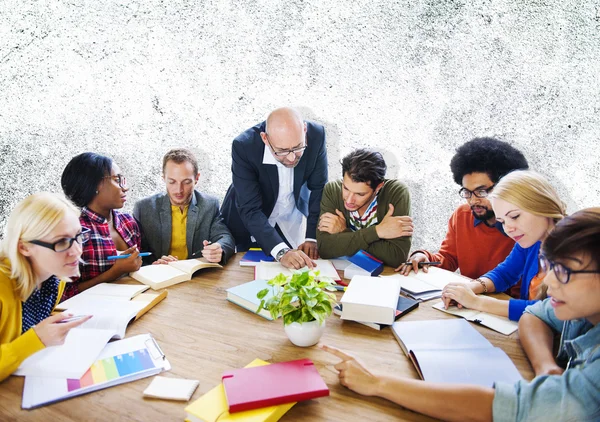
[333,296,419,330]
[340,276,402,325]
[254,260,341,282]
[382,268,471,301]
[143,376,199,401]
[391,319,522,387]
[226,279,276,320]
[432,301,518,335]
[130,258,222,290]
[185,359,295,422]
[21,334,170,409]
[240,249,275,267]
[16,298,149,378]
[222,358,329,413]
[56,282,167,321]
[347,250,384,276]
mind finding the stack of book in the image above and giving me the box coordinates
[185,358,329,422]
[381,267,470,301]
[337,276,417,329]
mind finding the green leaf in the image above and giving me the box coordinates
[256,288,269,300]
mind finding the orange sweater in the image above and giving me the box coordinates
[415,204,515,279]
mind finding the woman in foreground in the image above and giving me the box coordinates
[0,193,92,381]
[323,207,600,422]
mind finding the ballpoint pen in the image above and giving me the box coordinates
[107,252,152,260]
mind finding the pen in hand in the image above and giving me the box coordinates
[107,252,152,260]
[404,261,441,268]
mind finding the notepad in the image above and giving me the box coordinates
[21,334,170,409]
[432,301,518,335]
[130,258,222,290]
[185,359,295,422]
[143,376,199,401]
[222,359,329,413]
[254,260,341,281]
[392,319,522,387]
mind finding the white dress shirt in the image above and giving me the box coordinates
[261,147,307,258]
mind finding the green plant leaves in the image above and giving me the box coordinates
[255,269,337,325]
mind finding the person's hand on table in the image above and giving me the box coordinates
[298,241,319,260]
[280,249,316,270]
[153,255,178,265]
[395,252,429,275]
[321,344,382,396]
[441,282,480,309]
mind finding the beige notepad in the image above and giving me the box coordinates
[143,376,199,401]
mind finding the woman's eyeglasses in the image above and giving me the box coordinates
[29,228,91,252]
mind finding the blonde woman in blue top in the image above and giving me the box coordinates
[441,170,567,321]
[323,207,600,421]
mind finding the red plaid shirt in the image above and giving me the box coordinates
[62,207,141,300]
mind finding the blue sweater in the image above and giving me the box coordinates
[482,241,541,321]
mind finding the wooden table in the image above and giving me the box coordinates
[0,254,534,421]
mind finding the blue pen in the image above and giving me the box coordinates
[107,252,152,260]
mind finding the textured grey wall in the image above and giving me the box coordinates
[1,1,599,253]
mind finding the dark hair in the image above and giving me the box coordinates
[341,149,387,189]
[162,148,199,175]
[450,137,529,185]
[61,152,113,207]
[542,207,600,267]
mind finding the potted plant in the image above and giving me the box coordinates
[256,269,337,347]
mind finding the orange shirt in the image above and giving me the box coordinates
[417,204,515,279]
[528,273,544,300]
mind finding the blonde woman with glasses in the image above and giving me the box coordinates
[0,193,92,382]
[441,170,567,321]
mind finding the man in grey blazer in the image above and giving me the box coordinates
[133,149,235,265]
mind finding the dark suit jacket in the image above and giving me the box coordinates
[133,190,235,265]
[220,120,328,253]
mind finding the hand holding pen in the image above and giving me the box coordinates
[395,252,441,276]
[108,246,143,273]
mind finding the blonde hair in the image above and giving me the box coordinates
[489,170,567,223]
[0,192,80,301]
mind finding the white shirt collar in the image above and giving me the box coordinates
[262,145,281,166]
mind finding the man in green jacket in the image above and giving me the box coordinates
[317,149,413,267]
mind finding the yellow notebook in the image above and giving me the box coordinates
[184,359,295,422]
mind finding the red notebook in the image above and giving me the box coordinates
[222,358,330,413]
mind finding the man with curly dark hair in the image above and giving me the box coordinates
[396,137,528,279]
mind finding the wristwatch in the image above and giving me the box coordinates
[275,248,291,262]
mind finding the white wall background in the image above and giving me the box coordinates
[1,0,599,252]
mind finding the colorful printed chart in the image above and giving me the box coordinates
[67,348,155,392]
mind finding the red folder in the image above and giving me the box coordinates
[222,358,330,413]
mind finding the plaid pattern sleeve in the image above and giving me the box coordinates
[62,207,141,300]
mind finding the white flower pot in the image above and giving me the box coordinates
[284,319,326,347]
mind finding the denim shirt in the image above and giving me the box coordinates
[492,299,600,421]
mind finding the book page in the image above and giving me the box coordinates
[432,302,518,335]
[255,260,341,281]
[64,298,146,339]
[131,264,188,284]
[81,283,149,299]
[15,328,116,378]
[169,258,221,274]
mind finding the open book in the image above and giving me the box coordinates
[392,319,522,387]
[254,260,341,282]
[56,282,167,321]
[432,301,518,335]
[130,258,222,290]
[383,267,470,301]
[16,299,148,379]
[22,334,170,409]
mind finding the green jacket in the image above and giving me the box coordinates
[316,179,411,267]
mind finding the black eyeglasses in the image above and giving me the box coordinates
[29,228,91,252]
[539,254,600,284]
[103,174,127,189]
[459,184,495,199]
[265,133,307,157]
